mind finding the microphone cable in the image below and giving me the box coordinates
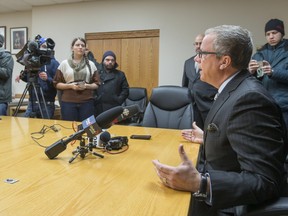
[30,123,73,148]
[102,144,129,155]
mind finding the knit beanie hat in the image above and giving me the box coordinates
[102,50,116,62]
[265,19,285,36]
[38,37,47,45]
[101,50,118,69]
[0,34,4,47]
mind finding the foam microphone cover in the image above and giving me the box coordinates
[113,104,140,123]
[96,131,111,148]
[28,41,39,52]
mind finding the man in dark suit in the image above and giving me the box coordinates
[182,33,217,129]
[153,25,287,215]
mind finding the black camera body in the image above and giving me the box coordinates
[16,34,55,72]
[105,136,128,150]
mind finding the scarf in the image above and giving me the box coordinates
[67,54,90,82]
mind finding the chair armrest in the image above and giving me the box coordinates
[244,197,288,216]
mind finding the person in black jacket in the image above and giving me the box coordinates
[94,50,129,116]
[0,34,14,116]
[248,18,288,132]
[182,33,217,130]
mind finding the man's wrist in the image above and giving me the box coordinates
[193,173,208,201]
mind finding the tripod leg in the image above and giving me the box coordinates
[92,152,104,158]
[69,152,80,163]
[38,86,50,119]
[13,83,30,117]
[31,82,50,119]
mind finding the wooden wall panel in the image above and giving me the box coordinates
[121,38,141,87]
[85,29,159,98]
[87,40,103,63]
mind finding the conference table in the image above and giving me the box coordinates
[0,116,199,216]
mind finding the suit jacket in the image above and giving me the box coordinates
[182,56,217,129]
[190,70,288,216]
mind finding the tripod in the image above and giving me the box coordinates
[13,70,50,119]
[69,137,104,163]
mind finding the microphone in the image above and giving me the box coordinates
[44,106,124,159]
[113,104,140,123]
[45,129,85,160]
[95,131,111,148]
[28,41,39,52]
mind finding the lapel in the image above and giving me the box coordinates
[204,70,251,130]
[100,70,116,82]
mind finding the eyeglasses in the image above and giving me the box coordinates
[197,50,221,59]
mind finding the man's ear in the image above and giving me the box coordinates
[220,55,231,70]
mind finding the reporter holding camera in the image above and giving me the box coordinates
[15,37,59,119]
[53,37,100,122]
[248,18,288,130]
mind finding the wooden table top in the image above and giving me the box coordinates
[0,116,199,216]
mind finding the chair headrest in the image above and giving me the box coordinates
[149,86,192,111]
[128,88,147,101]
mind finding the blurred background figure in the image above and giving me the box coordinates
[53,37,100,122]
[0,34,14,116]
[248,18,288,131]
[15,37,59,119]
[182,33,217,129]
[94,50,129,116]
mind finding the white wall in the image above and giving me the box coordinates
[0,0,287,95]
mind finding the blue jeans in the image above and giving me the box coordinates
[60,100,95,122]
[0,103,8,116]
[24,101,55,119]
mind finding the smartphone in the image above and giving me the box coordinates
[130,135,151,140]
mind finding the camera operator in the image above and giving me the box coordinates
[15,37,59,119]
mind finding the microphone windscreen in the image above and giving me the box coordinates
[113,104,140,123]
[96,131,111,148]
[100,131,111,143]
[96,106,124,128]
[123,104,140,117]
[28,41,39,52]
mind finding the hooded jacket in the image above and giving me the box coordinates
[252,39,288,111]
[0,47,14,103]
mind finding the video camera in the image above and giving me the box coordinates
[16,34,55,71]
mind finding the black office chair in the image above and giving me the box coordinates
[120,87,148,125]
[244,156,288,216]
[244,197,288,216]
[141,85,193,129]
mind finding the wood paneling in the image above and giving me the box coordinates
[85,29,159,98]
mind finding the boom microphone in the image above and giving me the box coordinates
[28,41,39,52]
[44,106,124,159]
[113,104,140,123]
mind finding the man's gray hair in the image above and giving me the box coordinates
[205,25,253,70]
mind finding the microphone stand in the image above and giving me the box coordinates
[69,136,104,164]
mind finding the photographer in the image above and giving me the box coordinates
[15,37,59,119]
[248,18,288,131]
